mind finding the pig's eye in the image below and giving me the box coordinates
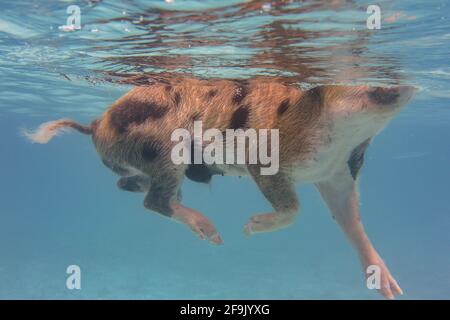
[368,87,400,105]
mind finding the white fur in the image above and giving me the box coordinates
[22,120,69,144]
[292,110,393,183]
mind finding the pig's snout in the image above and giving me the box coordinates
[395,85,417,104]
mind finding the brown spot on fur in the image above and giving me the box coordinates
[164,85,172,92]
[232,82,248,105]
[277,99,290,116]
[142,141,160,162]
[174,92,181,107]
[110,100,168,134]
[206,89,218,99]
[229,105,250,129]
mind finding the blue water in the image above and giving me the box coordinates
[0,0,449,299]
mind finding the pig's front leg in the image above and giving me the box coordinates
[315,168,403,299]
[244,166,299,235]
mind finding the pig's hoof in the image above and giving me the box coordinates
[185,213,223,245]
[363,256,403,299]
[243,212,295,235]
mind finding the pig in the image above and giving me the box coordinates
[25,76,415,299]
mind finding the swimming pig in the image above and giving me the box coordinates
[25,76,415,299]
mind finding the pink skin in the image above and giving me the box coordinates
[243,212,296,235]
[316,168,403,299]
[170,202,223,245]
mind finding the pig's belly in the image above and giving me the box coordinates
[213,163,249,177]
[288,145,350,183]
[209,144,349,182]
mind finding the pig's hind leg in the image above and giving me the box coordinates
[117,175,151,192]
[117,175,182,200]
[142,161,222,245]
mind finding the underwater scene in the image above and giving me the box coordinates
[0,0,449,300]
